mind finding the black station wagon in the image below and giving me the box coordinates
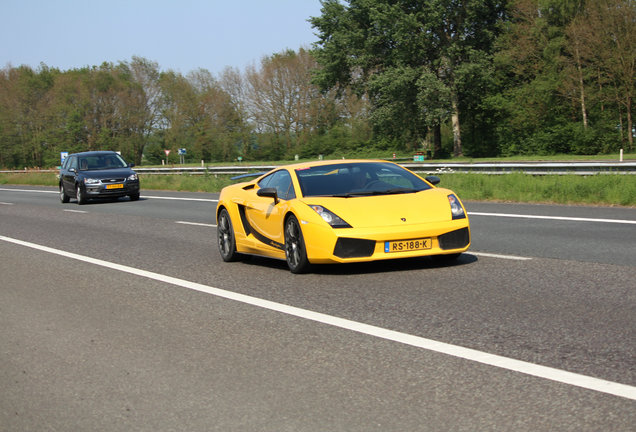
[59,151,140,204]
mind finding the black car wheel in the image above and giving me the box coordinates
[217,208,240,262]
[59,184,69,203]
[76,184,86,205]
[129,193,140,201]
[284,214,310,274]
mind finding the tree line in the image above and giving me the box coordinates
[0,0,633,169]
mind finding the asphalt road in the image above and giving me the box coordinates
[1,186,634,431]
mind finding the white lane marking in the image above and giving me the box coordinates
[0,202,15,205]
[469,212,636,225]
[0,187,57,194]
[63,209,88,214]
[0,188,217,202]
[176,221,216,228]
[470,251,532,261]
[144,195,218,203]
[1,234,634,401]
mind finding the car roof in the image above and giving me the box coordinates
[69,151,119,157]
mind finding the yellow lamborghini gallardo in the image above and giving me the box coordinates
[216,159,470,273]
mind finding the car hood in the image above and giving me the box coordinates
[300,188,456,228]
[79,168,135,179]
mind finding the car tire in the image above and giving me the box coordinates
[284,214,310,274]
[76,184,86,205]
[129,193,140,201]
[217,208,241,262]
[59,184,69,203]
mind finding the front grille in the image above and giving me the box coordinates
[439,228,470,250]
[333,238,376,258]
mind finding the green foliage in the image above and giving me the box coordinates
[0,1,633,167]
[369,66,425,146]
[311,0,509,156]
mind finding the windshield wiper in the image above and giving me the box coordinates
[323,188,419,198]
[382,188,419,194]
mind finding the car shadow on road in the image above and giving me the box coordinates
[314,253,478,275]
[238,253,478,275]
[69,196,146,205]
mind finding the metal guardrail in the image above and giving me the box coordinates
[3,162,635,176]
[403,162,636,175]
[132,162,636,176]
[135,166,277,175]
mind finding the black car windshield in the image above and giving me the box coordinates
[296,162,432,197]
[78,154,128,171]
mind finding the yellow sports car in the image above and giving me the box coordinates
[216,159,470,273]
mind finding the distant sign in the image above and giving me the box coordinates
[60,152,69,164]
[178,148,186,155]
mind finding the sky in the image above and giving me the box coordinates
[2,0,324,76]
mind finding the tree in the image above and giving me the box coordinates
[243,48,336,157]
[0,65,58,167]
[493,0,632,155]
[492,0,583,154]
[582,0,634,149]
[159,69,243,162]
[311,0,508,156]
[124,56,163,164]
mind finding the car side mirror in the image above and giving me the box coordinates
[257,187,279,204]
[129,163,135,167]
[425,175,441,185]
[69,168,77,173]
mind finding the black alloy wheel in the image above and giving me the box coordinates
[217,208,240,262]
[284,214,310,274]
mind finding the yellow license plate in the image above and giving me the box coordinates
[385,238,431,253]
[106,184,124,189]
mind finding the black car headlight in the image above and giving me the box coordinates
[84,178,100,185]
[309,205,351,228]
[128,173,138,181]
[448,194,466,220]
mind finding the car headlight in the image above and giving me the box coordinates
[309,205,351,228]
[84,178,100,185]
[448,194,466,220]
[128,173,138,181]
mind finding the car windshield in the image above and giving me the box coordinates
[296,162,432,197]
[78,154,128,171]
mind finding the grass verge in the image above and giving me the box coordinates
[1,171,635,207]
[437,173,636,206]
